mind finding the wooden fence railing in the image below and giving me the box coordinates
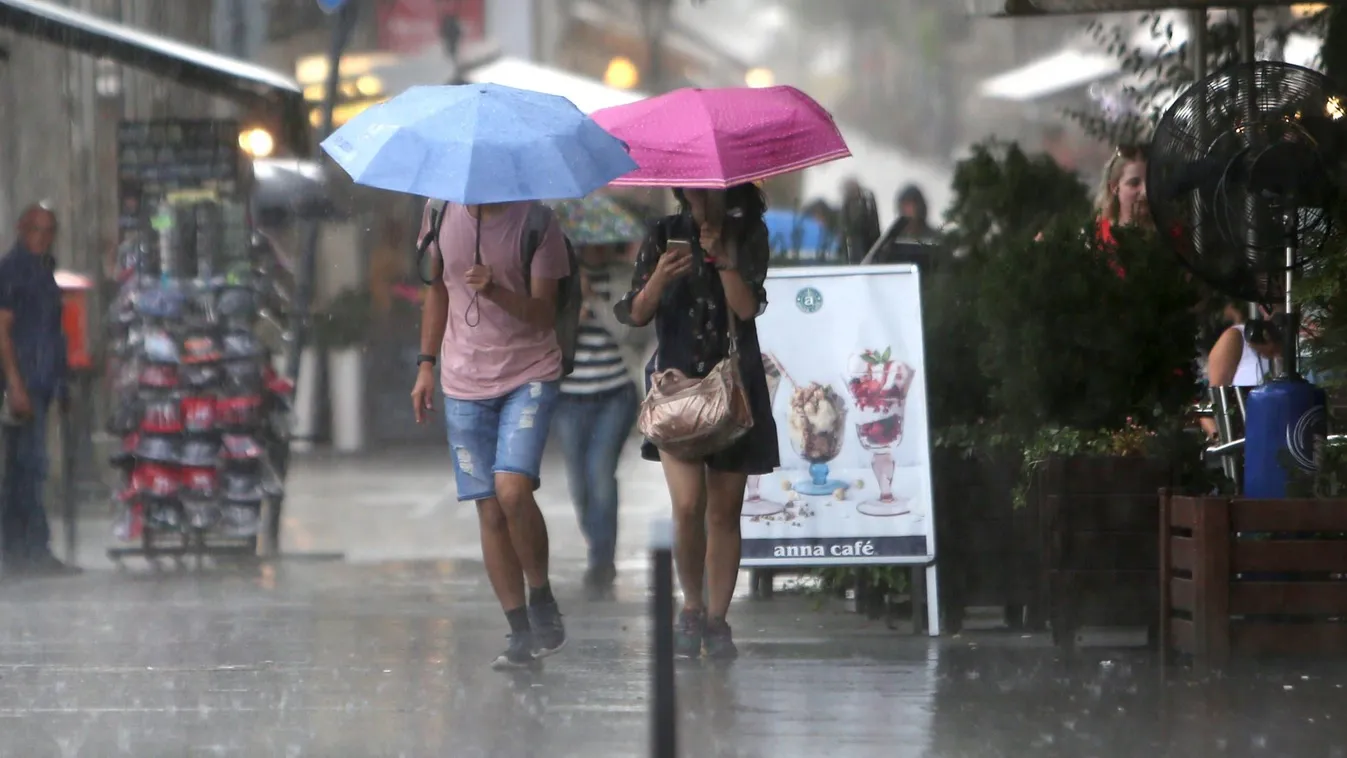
[1160,491,1347,668]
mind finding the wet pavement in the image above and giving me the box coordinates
[3,448,1347,757]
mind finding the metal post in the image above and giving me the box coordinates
[642,0,672,93]
[650,517,676,758]
[1237,6,1264,328]
[273,1,358,554]
[1285,215,1299,377]
[1190,9,1208,262]
[286,0,358,388]
[1239,6,1257,65]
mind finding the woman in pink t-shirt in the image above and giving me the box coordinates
[410,199,572,671]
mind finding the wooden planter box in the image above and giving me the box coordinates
[1160,492,1347,668]
[1034,455,1173,648]
[933,448,1043,632]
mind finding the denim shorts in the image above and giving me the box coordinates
[443,380,560,502]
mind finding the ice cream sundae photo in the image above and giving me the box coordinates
[787,382,849,497]
[847,347,915,516]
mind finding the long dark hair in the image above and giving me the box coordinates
[672,184,768,230]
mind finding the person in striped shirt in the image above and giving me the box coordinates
[553,242,652,599]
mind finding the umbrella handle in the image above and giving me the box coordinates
[465,211,484,327]
[465,294,482,327]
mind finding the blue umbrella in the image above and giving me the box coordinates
[320,84,638,204]
[764,208,839,259]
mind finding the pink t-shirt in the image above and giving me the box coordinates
[420,201,570,400]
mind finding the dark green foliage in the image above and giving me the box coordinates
[1322,5,1347,87]
[924,142,1094,433]
[943,142,1092,254]
[1297,6,1347,393]
[922,259,990,430]
[1285,435,1347,499]
[975,220,1200,438]
[1067,11,1329,146]
[926,141,1208,501]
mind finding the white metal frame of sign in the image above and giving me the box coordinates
[752,264,940,636]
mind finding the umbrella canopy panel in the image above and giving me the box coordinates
[549,195,646,246]
[320,83,638,204]
[592,85,851,189]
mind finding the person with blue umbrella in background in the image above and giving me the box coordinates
[323,83,637,671]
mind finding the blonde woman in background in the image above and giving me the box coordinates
[1095,144,1152,242]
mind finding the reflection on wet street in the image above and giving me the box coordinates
[0,454,1338,756]
[2,557,1346,757]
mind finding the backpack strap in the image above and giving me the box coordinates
[416,200,451,285]
[519,202,556,295]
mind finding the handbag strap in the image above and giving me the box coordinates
[725,309,740,357]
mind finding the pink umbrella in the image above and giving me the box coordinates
[591,86,851,189]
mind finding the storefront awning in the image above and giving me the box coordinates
[0,0,307,149]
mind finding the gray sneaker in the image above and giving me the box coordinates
[675,608,706,659]
[491,633,538,671]
[704,617,738,660]
[528,601,567,658]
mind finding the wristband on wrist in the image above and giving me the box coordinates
[416,354,437,367]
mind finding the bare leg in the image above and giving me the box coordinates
[662,454,708,611]
[495,473,550,589]
[476,497,526,610]
[705,469,749,620]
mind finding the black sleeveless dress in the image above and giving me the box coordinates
[614,213,780,475]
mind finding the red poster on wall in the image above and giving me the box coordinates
[378,0,485,54]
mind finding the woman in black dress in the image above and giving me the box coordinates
[614,184,779,659]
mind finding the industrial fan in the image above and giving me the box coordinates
[1148,61,1347,496]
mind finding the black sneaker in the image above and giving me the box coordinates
[675,608,706,659]
[491,633,539,671]
[528,601,567,658]
[704,617,738,660]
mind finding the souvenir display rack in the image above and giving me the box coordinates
[105,119,294,567]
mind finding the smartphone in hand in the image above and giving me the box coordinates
[665,238,693,258]
[661,238,695,281]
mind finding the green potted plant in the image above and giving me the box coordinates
[926,142,1093,632]
[976,217,1203,645]
[314,288,372,453]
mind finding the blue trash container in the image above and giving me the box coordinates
[1244,377,1327,497]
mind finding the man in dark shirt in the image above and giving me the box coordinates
[0,203,78,576]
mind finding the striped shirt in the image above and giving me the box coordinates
[561,268,632,395]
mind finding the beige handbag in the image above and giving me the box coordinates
[639,313,754,460]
